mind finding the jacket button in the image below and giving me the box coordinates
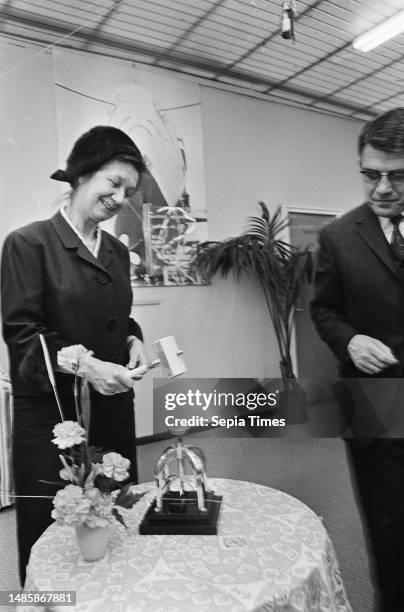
[97,272,109,285]
[105,316,117,330]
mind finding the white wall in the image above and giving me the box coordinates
[0,42,59,369]
[0,41,364,435]
[134,87,363,436]
[200,86,362,240]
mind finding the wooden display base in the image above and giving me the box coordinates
[138,491,222,535]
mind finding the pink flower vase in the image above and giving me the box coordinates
[75,524,109,561]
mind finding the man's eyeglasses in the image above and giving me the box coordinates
[360,169,404,185]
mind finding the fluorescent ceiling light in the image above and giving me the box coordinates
[353,9,404,52]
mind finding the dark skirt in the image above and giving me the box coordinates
[12,389,137,585]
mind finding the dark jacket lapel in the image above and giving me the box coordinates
[50,211,111,275]
[98,236,114,271]
[355,204,398,277]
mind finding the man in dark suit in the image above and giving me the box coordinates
[310,107,404,611]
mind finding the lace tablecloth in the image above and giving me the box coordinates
[23,478,351,611]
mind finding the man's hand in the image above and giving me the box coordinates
[347,334,399,374]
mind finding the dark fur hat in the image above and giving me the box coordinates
[50,125,146,185]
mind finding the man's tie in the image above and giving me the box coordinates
[391,215,404,262]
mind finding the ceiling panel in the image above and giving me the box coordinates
[1,0,404,120]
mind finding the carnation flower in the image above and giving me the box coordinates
[57,344,92,375]
[52,421,86,449]
[51,485,91,526]
[84,488,115,528]
[48,419,141,530]
[100,452,130,482]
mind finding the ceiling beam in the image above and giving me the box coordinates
[152,0,227,66]
[80,0,124,50]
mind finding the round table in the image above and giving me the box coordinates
[22,478,351,611]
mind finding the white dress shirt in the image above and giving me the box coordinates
[60,204,102,258]
[378,215,404,243]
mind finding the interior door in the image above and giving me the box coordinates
[288,211,338,379]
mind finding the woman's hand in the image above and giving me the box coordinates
[81,355,140,395]
[127,337,148,374]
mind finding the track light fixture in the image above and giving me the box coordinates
[353,9,404,52]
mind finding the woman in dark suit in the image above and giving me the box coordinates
[1,125,148,584]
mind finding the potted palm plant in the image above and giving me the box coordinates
[193,202,313,417]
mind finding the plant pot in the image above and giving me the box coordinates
[75,524,109,561]
[278,386,307,425]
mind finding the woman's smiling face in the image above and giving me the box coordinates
[76,159,140,223]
